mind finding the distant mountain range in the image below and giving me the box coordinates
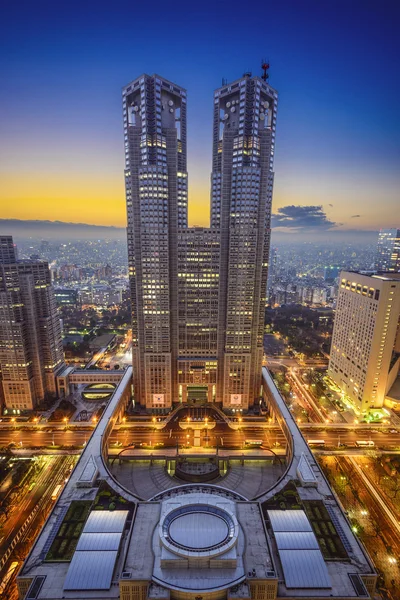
[0,218,377,244]
[0,219,126,241]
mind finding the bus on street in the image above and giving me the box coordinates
[51,484,62,501]
[355,440,375,447]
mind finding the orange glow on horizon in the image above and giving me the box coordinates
[0,165,398,231]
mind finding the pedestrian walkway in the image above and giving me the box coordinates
[109,457,285,500]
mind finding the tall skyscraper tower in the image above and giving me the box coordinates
[123,72,278,411]
[0,236,65,411]
[211,75,278,408]
[123,75,187,409]
[328,271,400,413]
[376,228,400,272]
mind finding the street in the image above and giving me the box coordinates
[2,423,400,451]
[0,455,77,598]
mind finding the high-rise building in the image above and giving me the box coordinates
[123,73,277,411]
[376,228,400,272]
[0,235,65,411]
[328,271,400,412]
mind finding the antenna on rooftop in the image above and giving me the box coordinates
[261,59,270,81]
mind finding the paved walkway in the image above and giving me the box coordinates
[109,459,285,500]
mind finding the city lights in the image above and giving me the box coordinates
[1,5,398,593]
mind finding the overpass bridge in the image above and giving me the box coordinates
[56,366,126,396]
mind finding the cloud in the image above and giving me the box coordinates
[351,214,361,218]
[271,205,338,230]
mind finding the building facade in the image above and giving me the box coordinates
[376,228,400,272]
[328,271,400,412]
[0,236,65,411]
[124,74,277,411]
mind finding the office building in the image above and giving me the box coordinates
[328,271,400,412]
[376,228,400,272]
[0,235,65,411]
[123,73,277,411]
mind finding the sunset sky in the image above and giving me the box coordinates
[1,0,399,236]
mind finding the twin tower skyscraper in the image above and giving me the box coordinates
[123,72,278,411]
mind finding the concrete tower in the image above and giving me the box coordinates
[211,74,278,409]
[328,271,400,412]
[123,75,188,409]
[0,236,65,411]
[124,73,278,411]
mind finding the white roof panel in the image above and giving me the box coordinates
[267,510,313,532]
[275,531,319,550]
[63,550,118,590]
[83,510,128,533]
[76,532,122,551]
[297,453,318,485]
[279,549,331,589]
[78,456,98,483]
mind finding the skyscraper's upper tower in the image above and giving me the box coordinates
[211,74,277,227]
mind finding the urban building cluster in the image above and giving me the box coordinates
[266,243,377,309]
[55,284,125,307]
[3,70,393,600]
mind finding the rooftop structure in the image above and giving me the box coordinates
[17,366,377,600]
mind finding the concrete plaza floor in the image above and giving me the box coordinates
[109,458,285,500]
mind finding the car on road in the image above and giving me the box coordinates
[389,429,398,434]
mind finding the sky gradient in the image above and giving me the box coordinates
[1,0,399,235]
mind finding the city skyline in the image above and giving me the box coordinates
[1,0,399,238]
[2,5,400,596]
